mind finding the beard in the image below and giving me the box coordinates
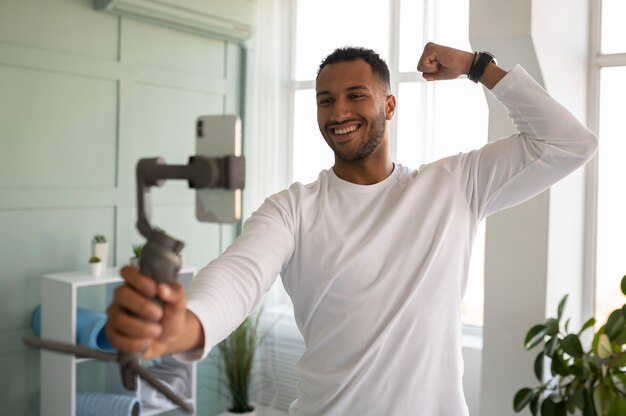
[324,105,387,162]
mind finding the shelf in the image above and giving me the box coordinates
[39,267,197,416]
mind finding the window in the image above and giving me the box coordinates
[290,0,488,326]
[594,0,626,325]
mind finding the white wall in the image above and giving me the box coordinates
[468,1,593,415]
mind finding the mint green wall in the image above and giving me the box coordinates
[0,0,255,414]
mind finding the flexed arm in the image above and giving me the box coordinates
[415,43,598,219]
[417,42,507,89]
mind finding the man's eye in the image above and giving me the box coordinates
[317,99,330,106]
[350,94,364,100]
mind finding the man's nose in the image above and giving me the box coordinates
[330,98,352,122]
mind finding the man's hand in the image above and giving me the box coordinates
[417,42,475,81]
[417,42,507,89]
[106,266,203,359]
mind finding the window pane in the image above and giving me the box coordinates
[432,0,471,50]
[294,0,390,81]
[596,66,626,324]
[292,89,334,184]
[398,0,425,72]
[396,81,425,166]
[601,0,626,54]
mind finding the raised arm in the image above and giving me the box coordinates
[416,42,598,219]
[417,42,507,89]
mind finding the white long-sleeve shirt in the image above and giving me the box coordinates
[181,66,598,415]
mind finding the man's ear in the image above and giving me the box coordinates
[385,94,397,120]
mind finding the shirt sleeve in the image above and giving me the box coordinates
[453,65,598,220]
[177,193,296,360]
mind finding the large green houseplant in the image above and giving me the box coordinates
[514,274,626,416]
[218,311,263,414]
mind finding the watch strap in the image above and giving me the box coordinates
[468,52,495,83]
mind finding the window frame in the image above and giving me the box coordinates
[587,0,626,321]
[286,0,486,331]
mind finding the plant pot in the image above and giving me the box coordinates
[224,409,256,416]
[130,257,140,270]
[92,242,108,269]
[90,262,104,276]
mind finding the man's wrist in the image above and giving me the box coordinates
[466,52,478,77]
[468,52,496,83]
[479,63,508,90]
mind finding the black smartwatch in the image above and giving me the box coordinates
[468,52,496,83]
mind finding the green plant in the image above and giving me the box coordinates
[132,243,143,258]
[92,235,106,244]
[514,274,626,416]
[88,255,101,264]
[218,311,262,413]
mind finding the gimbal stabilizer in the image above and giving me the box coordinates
[24,151,245,414]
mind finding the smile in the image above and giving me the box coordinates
[334,124,359,135]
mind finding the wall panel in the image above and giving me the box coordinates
[0,207,116,333]
[0,65,118,188]
[0,1,248,414]
[0,349,40,416]
[124,18,226,76]
[0,0,118,60]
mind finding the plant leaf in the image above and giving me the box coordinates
[530,395,540,416]
[561,334,584,358]
[578,317,596,335]
[555,400,567,416]
[541,397,556,416]
[613,370,626,389]
[569,387,585,411]
[571,358,588,378]
[612,325,626,345]
[557,294,568,321]
[597,333,612,359]
[545,335,559,358]
[551,353,569,376]
[514,388,535,412]
[592,325,606,353]
[534,352,544,381]
[594,383,610,416]
[621,274,626,297]
[608,395,626,416]
[583,388,594,416]
[545,318,559,337]
[525,324,548,350]
[605,309,626,340]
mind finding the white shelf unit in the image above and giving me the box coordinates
[40,267,197,416]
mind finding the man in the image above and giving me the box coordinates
[106,43,598,415]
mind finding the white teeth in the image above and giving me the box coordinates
[334,125,358,135]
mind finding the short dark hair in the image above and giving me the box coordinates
[317,46,391,92]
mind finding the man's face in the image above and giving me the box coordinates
[315,59,395,162]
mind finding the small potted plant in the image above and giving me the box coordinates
[130,243,143,269]
[218,311,263,415]
[91,234,108,269]
[514,274,626,415]
[88,255,103,276]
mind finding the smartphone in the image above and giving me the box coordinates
[195,114,242,223]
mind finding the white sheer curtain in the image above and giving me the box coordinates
[242,0,293,221]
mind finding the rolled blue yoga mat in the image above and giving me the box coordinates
[76,392,141,416]
[31,305,116,352]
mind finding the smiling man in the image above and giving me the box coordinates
[315,52,396,185]
[106,43,598,415]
